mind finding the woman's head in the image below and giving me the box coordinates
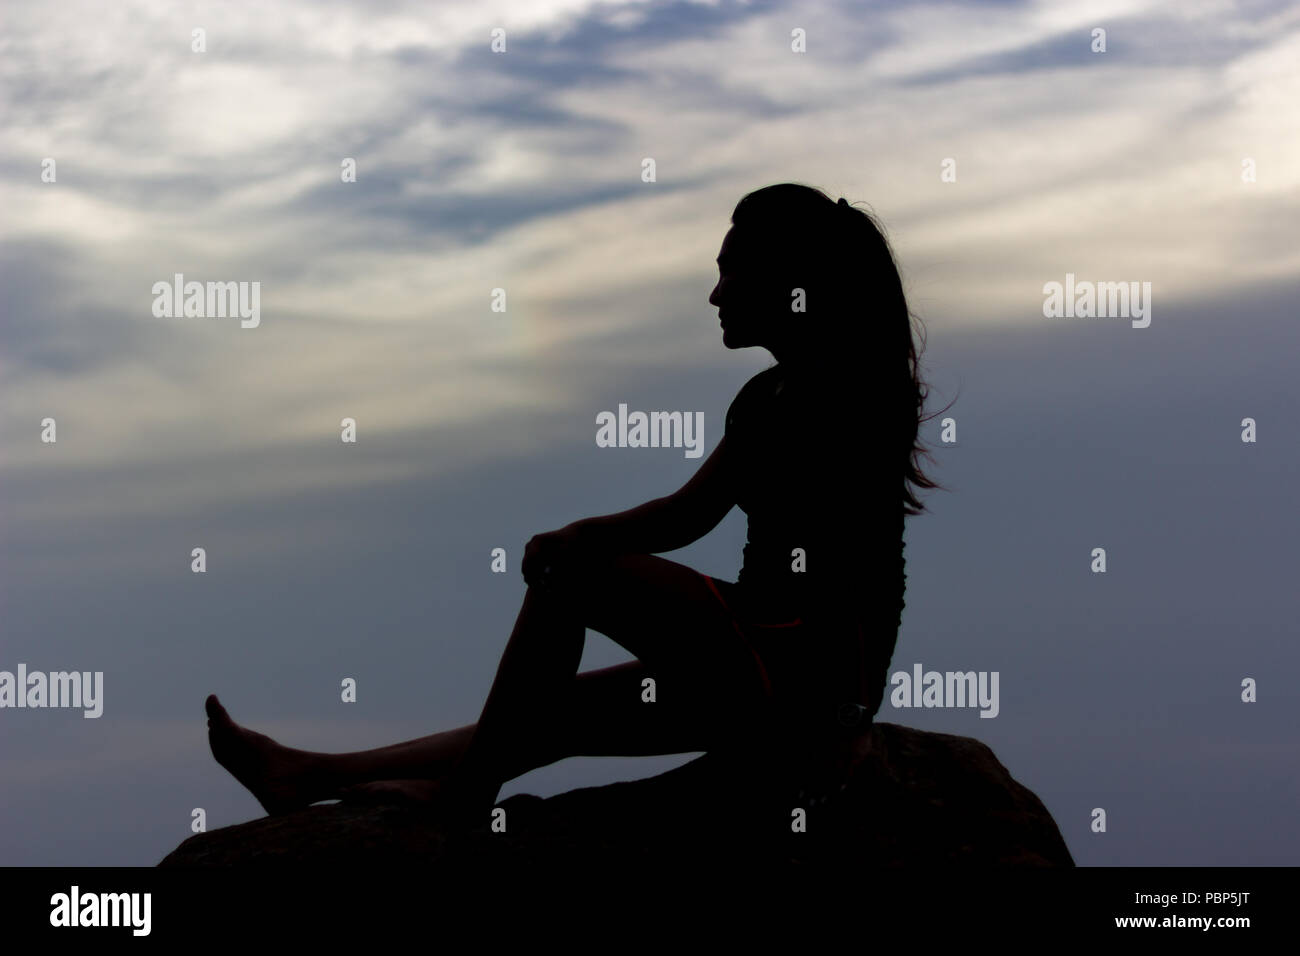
[709,182,944,514]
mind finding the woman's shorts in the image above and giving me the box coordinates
[699,573,877,723]
[698,574,811,701]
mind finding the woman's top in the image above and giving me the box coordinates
[723,362,908,713]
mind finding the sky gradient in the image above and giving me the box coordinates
[2,0,1298,866]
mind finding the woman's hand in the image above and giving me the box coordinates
[521,523,589,589]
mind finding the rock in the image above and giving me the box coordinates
[159,722,1073,868]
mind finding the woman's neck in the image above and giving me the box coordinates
[774,354,821,380]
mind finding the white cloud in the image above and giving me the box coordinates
[2,0,1297,504]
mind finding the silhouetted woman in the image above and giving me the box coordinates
[205,182,940,821]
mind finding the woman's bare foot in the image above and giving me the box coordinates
[205,694,322,816]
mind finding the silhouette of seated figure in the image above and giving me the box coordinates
[205,182,941,823]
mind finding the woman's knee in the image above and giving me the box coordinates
[534,550,639,613]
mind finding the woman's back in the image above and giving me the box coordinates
[724,362,908,716]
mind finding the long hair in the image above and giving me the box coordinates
[729,182,947,515]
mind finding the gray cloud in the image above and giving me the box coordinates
[2,0,1297,866]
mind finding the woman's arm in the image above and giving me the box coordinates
[569,436,735,555]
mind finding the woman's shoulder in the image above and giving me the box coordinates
[736,364,787,403]
[725,364,783,428]
[743,363,785,393]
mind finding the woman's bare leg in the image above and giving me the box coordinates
[208,553,768,815]
[427,552,770,815]
[206,659,728,815]
[205,695,478,815]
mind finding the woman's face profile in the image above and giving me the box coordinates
[709,226,784,352]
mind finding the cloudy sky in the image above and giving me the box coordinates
[2,0,1297,867]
